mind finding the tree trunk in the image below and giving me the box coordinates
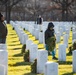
[5,1,11,24]
[7,8,11,24]
[62,0,68,21]
[5,4,7,21]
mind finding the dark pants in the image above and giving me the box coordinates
[45,44,55,58]
[0,38,6,44]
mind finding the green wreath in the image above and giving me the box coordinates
[23,50,29,62]
[46,36,56,52]
[31,59,37,73]
[68,41,76,54]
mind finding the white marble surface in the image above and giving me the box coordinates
[26,40,33,50]
[0,50,8,75]
[63,34,68,47]
[72,32,76,40]
[22,34,28,45]
[56,32,61,43]
[39,32,43,43]
[37,50,48,73]
[29,43,38,62]
[0,44,7,50]
[58,44,66,61]
[44,62,58,75]
[73,50,76,73]
[34,29,39,40]
[0,65,5,75]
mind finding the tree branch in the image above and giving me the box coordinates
[11,0,24,7]
[67,0,75,6]
[0,0,9,5]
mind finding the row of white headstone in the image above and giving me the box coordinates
[10,21,76,74]
[72,25,76,41]
[10,21,71,46]
[25,39,58,74]
[0,44,8,75]
[25,39,76,74]
[9,21,59,75]
[10,21,45,44]
[11,21,76,42]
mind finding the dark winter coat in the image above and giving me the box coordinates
[37,17,42,24]
[45,23,55,44]
[45,22,56,51]
[0,21,8,38]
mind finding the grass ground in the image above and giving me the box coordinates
[7,24,76,75]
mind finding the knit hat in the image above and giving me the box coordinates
[48,22,54,30]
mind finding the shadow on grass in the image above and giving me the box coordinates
[13,48,21,50]
[57,61,72,65]
[8,43,20,46]
[67,53,72,56]
[13,61,31,66]
[8,33,16,36]
[62,72,75,75]
[13,53,23,57]
[68,42,72,44]
[12,40,19,43]
[61,39,63,41]
[10,36,18,38]
[24,73,36,75]
[23,73,43,75]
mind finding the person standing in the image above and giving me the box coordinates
[45,22,58,60]
[0,13,8,43]
[37,15,43,25]
[37,15,43,31]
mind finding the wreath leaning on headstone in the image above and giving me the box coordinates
[21,44,26,54]
[68,41,76,54]
[31,59,37,73]
[46,36,56,52]
[23,50,29,62]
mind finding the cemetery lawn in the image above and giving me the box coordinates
[7,24,76,75]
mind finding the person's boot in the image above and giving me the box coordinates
[52,51,58,60]
[52,56,58,60]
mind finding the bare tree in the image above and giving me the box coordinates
[51,0,75,21]
[0,0,25,23]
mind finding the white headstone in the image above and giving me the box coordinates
[72,32,76,40]
[0,44,7,50]
[44,62,58,75]
[65,29,70,35]
[38,25,42,31]
[19,32,25,44]
[43,32,45,46]
[58,44,66,61]
[22,34,28,45]
[32,28,35,36]
[56,32,61,43]
[0,65,5,75]
[39,32,43,43]
[29,43,38,62]
[63,34,68,47]
[26,40,33,50]
[73,50,76,73]
[72,39,76,44]
[59,28,63,36]
[29,26,34,34]
[37,50,48,73]
[34,29,39,40]
[72,28,76,32]
[0,50,8,75]
[42,25,47,33]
